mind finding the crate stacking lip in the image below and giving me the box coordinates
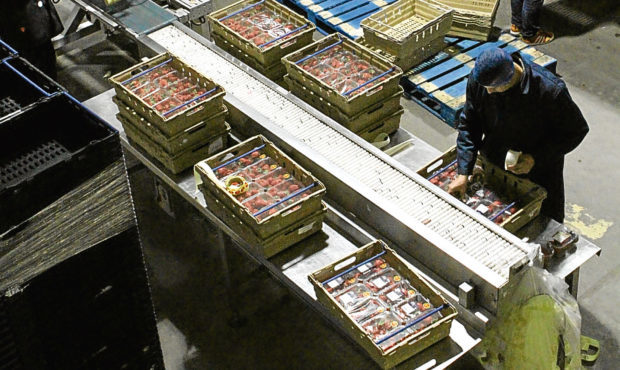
[208,0,316,66]
[0,58,56,119]
[360,0,453,60]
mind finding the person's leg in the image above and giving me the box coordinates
[511,0,525,32]
[530,159,565,223]
[521,0,554,44]
[521,0,544,38]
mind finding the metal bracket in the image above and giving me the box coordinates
[154,177,175,217]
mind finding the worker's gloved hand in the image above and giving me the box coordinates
[507,153,535,175]
[448,174,468,198]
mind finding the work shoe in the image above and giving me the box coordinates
[523,30,555,45]
[509,24,521,36]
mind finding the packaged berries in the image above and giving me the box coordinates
[123,61,215,118]
[297,45,394,97]
[324,255,441,348]
[221,5,299,48]
[428,162,518,224]
[212,148,318,221]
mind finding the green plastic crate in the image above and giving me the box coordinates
[109,52,226,137]
[208,0,315,66]
[114,96,228,155]
[360,0,453,60]
[309,240,457,369]
[282,33,403,116]
[435,0,500,40]
[119,114,229,174]
[417,146,547,233]
[194,135,326,239]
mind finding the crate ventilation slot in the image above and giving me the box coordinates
[0,97,20,117]
[1,141,70,187]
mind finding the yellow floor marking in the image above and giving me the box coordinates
[564,203,613,240]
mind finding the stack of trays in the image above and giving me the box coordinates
[435,0,500,40]
[194,135,326,257]
[281,33,404,143]
[309,240,457,369]
[110,53,230,174]
[208,0,316,86]
[360,0,453,71]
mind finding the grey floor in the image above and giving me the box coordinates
[49,0,619,368]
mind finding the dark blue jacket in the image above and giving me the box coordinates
[456,53,589,176]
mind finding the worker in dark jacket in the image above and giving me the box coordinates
[0,0,63,79]
[448,47,589,223]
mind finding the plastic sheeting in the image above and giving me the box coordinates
[475,267,582,369]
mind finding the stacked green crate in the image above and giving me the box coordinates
[110,53,229,174]
[282,33,404,143]
[194,135,327,257]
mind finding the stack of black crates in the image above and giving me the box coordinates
[0,40,163,369]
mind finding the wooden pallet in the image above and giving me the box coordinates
[400,33,558,127]
[278,0,397,39]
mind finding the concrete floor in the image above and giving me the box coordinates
[48,0,619,367]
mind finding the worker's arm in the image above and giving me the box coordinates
[451,79,484,196]
[531,86,589,166]
[456,78,484,176]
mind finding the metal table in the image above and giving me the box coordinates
[84,89,481,369]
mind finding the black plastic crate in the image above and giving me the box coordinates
[0,38,18,61]
[4,57,65,96]
[0,57,60,120]
[0,226,164,370]
[0,92,120,234]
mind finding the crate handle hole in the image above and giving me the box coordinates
[426,159,444,173]
[334,256,357,271]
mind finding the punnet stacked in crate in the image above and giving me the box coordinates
[435,0,500,40]
[360,0,453,71]
[208,0,315,85]
[195,135,327,257]
[110,53,230,174]
[282,33,404,143]
[418,146,547,233]
[309,240,457,369]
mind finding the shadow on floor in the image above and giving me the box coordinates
[542,0,620,38]
[579,306,620,369]
[56,34,139,101]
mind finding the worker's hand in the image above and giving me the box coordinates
[448,174,468,198]
[507,153,535,175]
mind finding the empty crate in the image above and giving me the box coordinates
[0,92,120,234]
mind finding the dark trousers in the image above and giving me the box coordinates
[511,0,544,38]
[528,158,565,223]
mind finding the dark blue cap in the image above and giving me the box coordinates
[472,48,515,87]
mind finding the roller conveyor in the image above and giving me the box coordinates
[149,25,532,287]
